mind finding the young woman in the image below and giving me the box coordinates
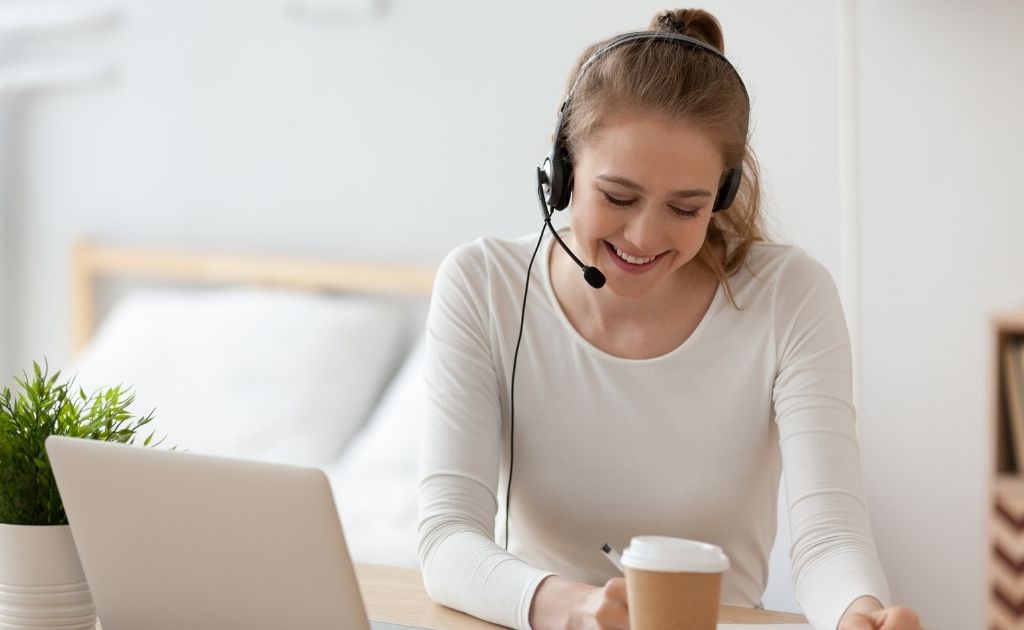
[418,9,924,630]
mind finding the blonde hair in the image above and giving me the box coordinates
[561,8,767,307]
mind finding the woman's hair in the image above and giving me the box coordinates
[562,8,767,307]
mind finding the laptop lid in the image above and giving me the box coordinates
[46,436,372,630]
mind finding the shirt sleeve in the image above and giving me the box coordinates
[417,243,555,630]
[771,251,892,630]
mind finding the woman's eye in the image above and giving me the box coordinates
[601,192,634,207]
[669,206,701,219]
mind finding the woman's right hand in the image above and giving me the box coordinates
[530,575,630,629]
[570,578,630,629]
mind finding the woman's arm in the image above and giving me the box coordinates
[419,241,635,630]
[418,243,555,630]
[770,250,894,630]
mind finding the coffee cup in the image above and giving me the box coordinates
[620,535,730,630]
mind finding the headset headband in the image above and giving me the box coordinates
[561,31,749,113]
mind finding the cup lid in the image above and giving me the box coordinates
[621,536,730,573]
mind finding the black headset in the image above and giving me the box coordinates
[539,31,749,217]
[504,30,751,551]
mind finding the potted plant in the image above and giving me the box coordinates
[0,361,161,629]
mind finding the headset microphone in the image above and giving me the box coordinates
[582,266,606,289]
[536,167,606,289]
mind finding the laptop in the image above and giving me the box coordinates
[45,436,427,630]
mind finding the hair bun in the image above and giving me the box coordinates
[650,8,725,53]
[655,12,686,33]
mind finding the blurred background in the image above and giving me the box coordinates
[2,0,1022,628]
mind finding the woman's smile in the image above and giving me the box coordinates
[603,240,667,274]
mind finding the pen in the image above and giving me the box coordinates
[601,543,624,574]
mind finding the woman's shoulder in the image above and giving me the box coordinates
[433,233,542,303]
[429,234,544,334]
[725,239,841,316]
[735,239,835,287]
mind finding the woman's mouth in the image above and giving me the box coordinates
[604,241,664,273]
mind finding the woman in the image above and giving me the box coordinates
[418,9,923,630]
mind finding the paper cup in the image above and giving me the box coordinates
[621,536,730,630]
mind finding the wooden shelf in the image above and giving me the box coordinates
[989,311,1024,629]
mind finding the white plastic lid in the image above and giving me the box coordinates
[620,536,730,573]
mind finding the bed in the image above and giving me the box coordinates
[68,240,433,568]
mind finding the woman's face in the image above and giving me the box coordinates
[568,109,725,300]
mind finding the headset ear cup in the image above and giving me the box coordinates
[543,108,575,211]
[560,168,574,210]
[548,136,573,211]
[713,167,742,212]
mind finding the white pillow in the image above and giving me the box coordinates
[70,287,409,467]
[327,336,425,568]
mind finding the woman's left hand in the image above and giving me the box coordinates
[838,603,923,630]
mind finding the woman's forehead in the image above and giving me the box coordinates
[577,111,725,181]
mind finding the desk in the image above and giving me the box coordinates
[355,564,808,628]
[93,564,808,629]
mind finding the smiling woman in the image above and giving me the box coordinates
[417,7,922,630]
[557,11,764,311]
[559,112,724,311]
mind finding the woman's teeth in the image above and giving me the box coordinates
[612,244,656,265]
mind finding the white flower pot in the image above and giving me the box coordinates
[0,523,96,630]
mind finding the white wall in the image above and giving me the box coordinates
[4,0,1016,627]
[0,104,10,374]
[855,2,1024,628]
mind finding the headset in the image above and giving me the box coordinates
[504,30,751,550]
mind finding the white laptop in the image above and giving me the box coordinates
[45,436,427,630]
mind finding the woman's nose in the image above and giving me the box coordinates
[620,204,664,254]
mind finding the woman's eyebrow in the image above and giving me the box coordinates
[596,174,712,198]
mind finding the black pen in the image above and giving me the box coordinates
[601,543,624,573]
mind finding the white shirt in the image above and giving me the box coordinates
[418,231,891,630]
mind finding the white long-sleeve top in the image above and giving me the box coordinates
[418,231,891,630]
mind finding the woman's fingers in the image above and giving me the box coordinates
[594,578,629,629]
[877,605,923,629]
[840,612,880,630]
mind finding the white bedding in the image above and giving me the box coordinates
[326,337,425,567]
[70,286,426,568]
[71,287,413,466]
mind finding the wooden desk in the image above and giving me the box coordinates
[95,564,808,628]
[355,564,808,628]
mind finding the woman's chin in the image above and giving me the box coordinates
[600,276,658,299]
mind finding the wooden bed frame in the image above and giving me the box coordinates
[70,240,435,354]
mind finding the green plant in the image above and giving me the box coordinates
[0,361,161,525]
